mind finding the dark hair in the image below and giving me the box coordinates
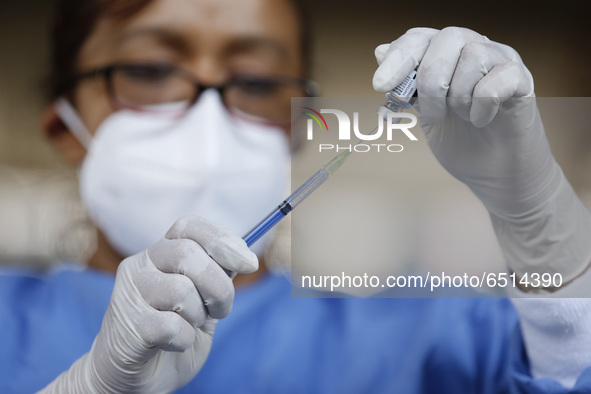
[48,0,154,100]
[47,0,311,101]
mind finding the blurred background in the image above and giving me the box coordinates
[1,0,590,169]
[0,0,590,279]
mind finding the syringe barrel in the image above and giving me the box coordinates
[242,205,287,247]
[286,168,330,209]
[242,168,330,249]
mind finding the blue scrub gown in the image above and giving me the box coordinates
[0,267,590,393]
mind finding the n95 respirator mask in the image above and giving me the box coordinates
[56,90,289,258]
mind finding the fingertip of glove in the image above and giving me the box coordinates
[244,250,260,273]
[235,244,260,274]
[165,215,259,273]
[470,98,501,128]
[372,71,391,93]
[218,235,259,274]
[374,43,390,64]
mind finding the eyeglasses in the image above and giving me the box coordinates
[74,62,318,123]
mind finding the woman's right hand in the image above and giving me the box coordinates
[41,216,258,394]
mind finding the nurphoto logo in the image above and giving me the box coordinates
[303,107,418,153]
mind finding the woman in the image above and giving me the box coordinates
[1,0,590,392]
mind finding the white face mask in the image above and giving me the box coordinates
[56,90,290,258]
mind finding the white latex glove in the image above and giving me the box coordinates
[41,216,258,394]
[373,27,591,283]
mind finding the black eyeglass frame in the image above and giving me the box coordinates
[72,62,319,119]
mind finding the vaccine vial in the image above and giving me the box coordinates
[379,67,418,117]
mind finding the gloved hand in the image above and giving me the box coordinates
[373,27,591,284]
[41,216,258,394]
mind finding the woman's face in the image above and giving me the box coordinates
[71,0,303,135]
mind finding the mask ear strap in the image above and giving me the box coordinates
[54,98,93,150]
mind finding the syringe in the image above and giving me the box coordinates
[242,68,419,248]
[242,148,353,247]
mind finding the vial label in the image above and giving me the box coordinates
[392,70,417,101]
